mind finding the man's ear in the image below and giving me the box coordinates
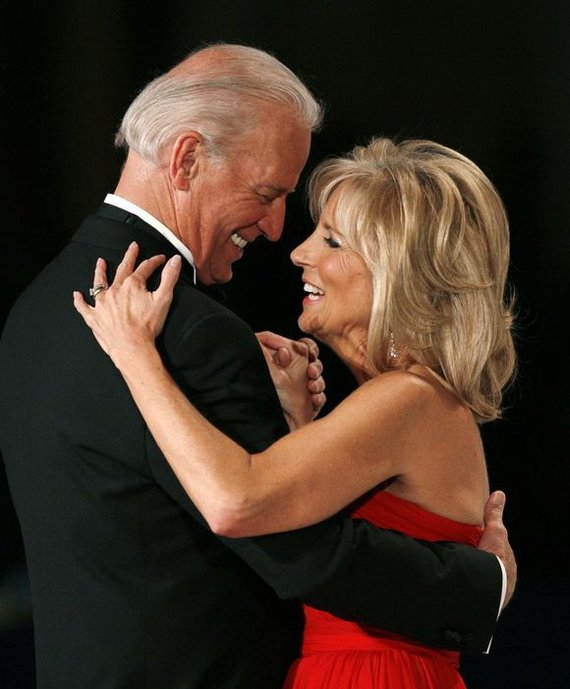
[169,132,203,190]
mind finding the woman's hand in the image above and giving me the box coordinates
[256,331,326,430]
[73,242,182,368]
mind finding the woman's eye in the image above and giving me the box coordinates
[324,235,342,248]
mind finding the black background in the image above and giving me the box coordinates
[1,2,569,687]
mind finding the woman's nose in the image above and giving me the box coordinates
[290,233,314,266]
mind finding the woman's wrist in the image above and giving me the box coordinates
[283,399,314,431]
[109,337,162,376]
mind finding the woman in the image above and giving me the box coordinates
[74,137,515,688]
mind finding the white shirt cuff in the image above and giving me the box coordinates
[484,555,507,654]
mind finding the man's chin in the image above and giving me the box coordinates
[196,265,233,286]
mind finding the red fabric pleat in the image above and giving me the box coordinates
[283,490,483,689]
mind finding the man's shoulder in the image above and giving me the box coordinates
[163,282,260,357]
[170,282,248,328]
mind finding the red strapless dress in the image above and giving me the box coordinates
[283,490,483,689]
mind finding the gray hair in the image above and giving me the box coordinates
[115,44,323,164]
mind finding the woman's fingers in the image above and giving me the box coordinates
[72,249,181,359]
[90,257,109,299]
[156,255,182,304]
[73,291,93,322]
[114,242,141,284]
[297,337,320,363]
[111,241,170,293]
[131,254,167,283]
[307,373,325,393]
[306,359,324,382]
[311,391,327,417]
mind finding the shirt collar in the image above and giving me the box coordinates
[104,193,196,284]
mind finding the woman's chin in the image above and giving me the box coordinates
[297,314,314,335]
[297,316,326,345]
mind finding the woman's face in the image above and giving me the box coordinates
[290,192,373,357]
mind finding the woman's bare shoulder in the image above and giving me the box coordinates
[352,366,459,418]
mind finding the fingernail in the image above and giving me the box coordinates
[490,490,505,506]
[169,255,182,267]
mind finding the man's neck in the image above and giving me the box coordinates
[114,150,179,234]
[104,193,196,283]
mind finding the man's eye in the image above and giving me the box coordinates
[324,235,341,248]
[259,194,275,205]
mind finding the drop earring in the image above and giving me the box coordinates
[388,332,398,360]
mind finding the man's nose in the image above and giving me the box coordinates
[257,199,287,242]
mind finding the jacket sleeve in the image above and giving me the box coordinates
[146,307,503,654]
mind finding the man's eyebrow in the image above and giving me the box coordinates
[258,184,295,195]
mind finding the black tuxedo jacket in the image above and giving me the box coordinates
[0,204,502,688]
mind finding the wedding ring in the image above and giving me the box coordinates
[89,283,109,298]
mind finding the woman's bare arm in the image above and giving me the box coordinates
[74,244,423,536]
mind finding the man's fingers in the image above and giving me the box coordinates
[256,332,311,360]
[275,347,292,368]
[481,491,507,547]
[256,331,289,351]
[484,490,506,526]
[255,333,318,370]
[479,490,517,608]
[257,341,276,369]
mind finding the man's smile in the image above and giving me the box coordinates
[231,232,249,250]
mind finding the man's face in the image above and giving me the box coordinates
[178,107,311,284]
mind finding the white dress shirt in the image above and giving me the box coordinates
[105,193,196,284]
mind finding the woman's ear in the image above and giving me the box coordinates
[169,132,203,190]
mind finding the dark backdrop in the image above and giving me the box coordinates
[1,2,569,688]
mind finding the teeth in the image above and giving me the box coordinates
[231,232,248,249]
[303,282,324,298]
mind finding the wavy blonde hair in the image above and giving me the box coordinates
[308,137,515,422]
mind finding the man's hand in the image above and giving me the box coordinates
[478,491,517,609]
[256,331,326,430]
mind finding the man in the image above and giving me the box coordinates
[0,44,515,689]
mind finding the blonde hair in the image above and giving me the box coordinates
[309,137,515,422]
[116,43,323,164]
